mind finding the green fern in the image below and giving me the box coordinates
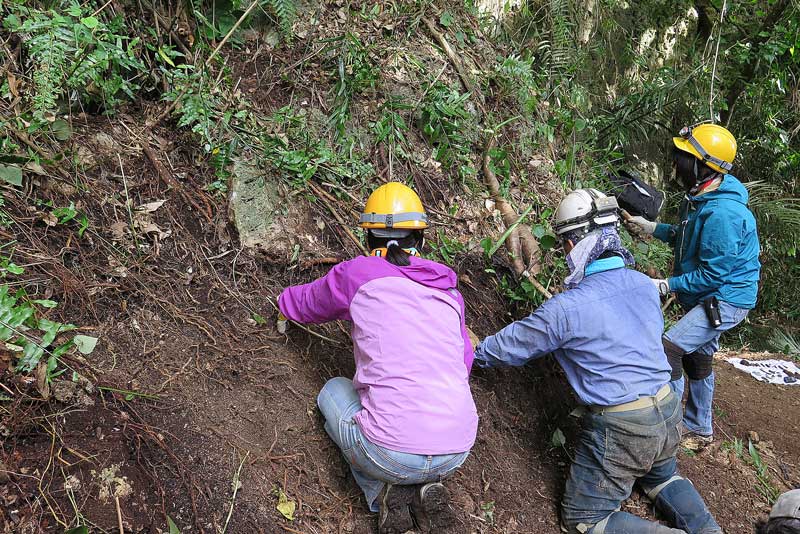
[267,0,297,37]
[547,0,574,77]
[5,4,144,124]
[12,11,72,120]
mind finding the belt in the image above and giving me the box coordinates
[589,384,672,414]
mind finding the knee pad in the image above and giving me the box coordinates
[683,352,713,380]
[662,337,685,381]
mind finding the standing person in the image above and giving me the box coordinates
[278,182,478,534]
[626,123,761,449]
[474,189,722,533]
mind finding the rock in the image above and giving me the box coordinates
[228,158,318,257]
[51,379,95,406]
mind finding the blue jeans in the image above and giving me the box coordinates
[316,377,469,512]
[561,392,721,533]
[664,301,749,435]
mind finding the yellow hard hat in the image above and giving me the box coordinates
[359,182,428,230]
[672,123,737,173]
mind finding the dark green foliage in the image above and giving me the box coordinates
[266,0,297,36]
[418,84,477,181]
[3,2,144,124]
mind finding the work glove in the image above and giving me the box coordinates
[626,215,657,236]
[277,312,288,334]
[651,278,670,297]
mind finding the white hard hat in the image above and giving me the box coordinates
[553,188,619,237]
[770,489,800,520]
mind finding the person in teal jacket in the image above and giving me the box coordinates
[627,123,760,448]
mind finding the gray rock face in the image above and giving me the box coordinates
[228,158,307,256]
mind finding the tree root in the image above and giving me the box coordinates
[482,136,552,299]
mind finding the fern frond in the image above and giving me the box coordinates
[267,0,297,37]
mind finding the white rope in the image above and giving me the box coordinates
[709,0,727,121]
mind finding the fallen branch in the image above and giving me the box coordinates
[221,452,249,534]
[300,256,342,270]
[307,182,368,256]
[115,495,125,534]
[422,18,485,112]
[481,136,551,299]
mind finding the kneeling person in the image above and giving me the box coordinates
[473,189,721,534]
[278,183,478,533]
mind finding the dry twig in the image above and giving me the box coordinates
[307,182,368,256]
[422,17,485,113]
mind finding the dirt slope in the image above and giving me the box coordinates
[1,4,798,533]
[1,122,798,533]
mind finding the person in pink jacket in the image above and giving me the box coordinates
[278,183,478,534]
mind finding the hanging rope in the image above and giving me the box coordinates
[709,0,728,121]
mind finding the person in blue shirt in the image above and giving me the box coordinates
[474,189,722,534]
[627,124,760,449]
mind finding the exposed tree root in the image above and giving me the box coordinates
[482,137,552,299]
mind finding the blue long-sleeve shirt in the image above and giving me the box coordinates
[474,258,671,407]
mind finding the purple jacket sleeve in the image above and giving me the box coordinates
[278,262,354,324]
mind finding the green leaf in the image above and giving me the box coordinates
[51,120,72,141]
[540,234,557,251]
[532,225,546,239]
[551,428,566,448]
[5,263,24,275]
[32,299,58,308]
[73,335,99,355]
[167,516,181,534]
[276,488,296,521]
[252,313,267,326]
[4,14,21,30]
[80,16,99,29]
[439,11,455,28]
[158,48,176,67]
[65,526,89,534]
[0,164,23,186]
[574,118,587,131]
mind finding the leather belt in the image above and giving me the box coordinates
[590,384,672,414]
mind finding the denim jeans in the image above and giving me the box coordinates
[664,301,749,435]
[561,392,721,533]
[317,377,469,512]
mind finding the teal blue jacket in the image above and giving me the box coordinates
[653,175,760,309]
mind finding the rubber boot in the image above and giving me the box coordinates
[588,511,685,533]
[650,478,722,534]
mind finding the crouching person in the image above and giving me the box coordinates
[756,490,800,534]
[278,183,478,534]
[473,189,722,534]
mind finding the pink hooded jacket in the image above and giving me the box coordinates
[278,255,478,455]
